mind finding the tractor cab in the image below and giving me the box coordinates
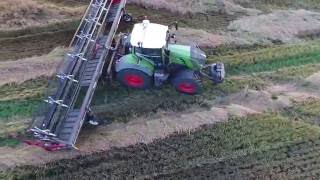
[129,20,168,68]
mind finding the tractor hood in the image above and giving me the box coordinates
[168,44,207,69]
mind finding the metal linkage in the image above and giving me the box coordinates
[56,73,79,83]
[44,97,69,108]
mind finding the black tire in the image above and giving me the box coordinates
[171,69,203,95]
[117,69,152,90]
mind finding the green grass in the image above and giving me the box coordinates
[283,100,320,126]
[0,77,49,101]
[0,99,41,120]
[208,40,320,75]
[0,137,20,147]
[257,63,320,82]
[228,51,320,75]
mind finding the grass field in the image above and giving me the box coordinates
[1,0,320,178]
[4,101,320,179]
[1,39,319,151]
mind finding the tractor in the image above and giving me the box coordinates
[115,20,225,95]
[27,0,226,151]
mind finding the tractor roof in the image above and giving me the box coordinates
[130,20,168,49]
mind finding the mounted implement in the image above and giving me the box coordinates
[28,0,225,151]
[28,0,129,150]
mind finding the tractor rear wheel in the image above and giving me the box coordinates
[171,69,203,95]
[117,69,152,90]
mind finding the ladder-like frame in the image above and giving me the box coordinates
[29,0,127,149]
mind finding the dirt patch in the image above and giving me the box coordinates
[0,0,84,30]
[228,9,320,44]
[0,47,65,86]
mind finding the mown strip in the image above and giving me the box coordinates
[237,0,320,11]
[0,20,79,39]
[209,40,320,75]
[0,77,49,101]
[283,100,320,126]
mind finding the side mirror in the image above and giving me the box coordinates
[169,21,178,30]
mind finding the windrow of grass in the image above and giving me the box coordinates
[283,100,320,126]
[209,40,320,75]
[235,0,320,11]
[4,104,320,179]
[0,20,79,39]
[0,77,49,101]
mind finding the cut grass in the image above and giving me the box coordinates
[234,0,320,11]
[284,100,320,126]
[209,40,320,75]
[92,76,266,122]
[0,20,79,39]
[0,77,49,101]
[0,137,20,147]
[5,110,320,179]
[257,63,320,82]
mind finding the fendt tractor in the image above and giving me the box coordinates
[26,0,225,151]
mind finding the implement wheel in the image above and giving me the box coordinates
[171,69,203,95]
[117,69,152,90]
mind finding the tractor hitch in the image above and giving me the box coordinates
[201,63,225,84]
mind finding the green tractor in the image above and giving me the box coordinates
[115,20,225,95]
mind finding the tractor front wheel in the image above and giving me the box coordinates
[171,69,203,95]
[117,69,152,90]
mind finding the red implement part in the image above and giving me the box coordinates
[112,0,121,4]
[25,140,67,152]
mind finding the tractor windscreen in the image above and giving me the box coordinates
[135,47,162,57]
[135,47,163,66]
[191,45,207,66]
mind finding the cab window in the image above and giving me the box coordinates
[135,47,162,57]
